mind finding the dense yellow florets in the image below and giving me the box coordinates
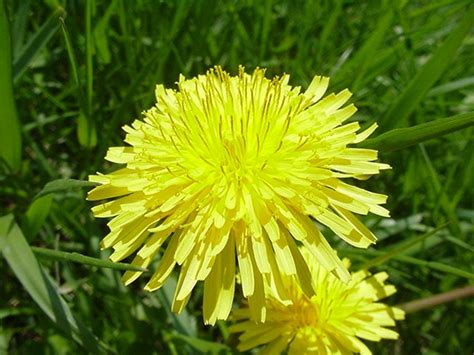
[88,66,390,324]
[230,253,405,354]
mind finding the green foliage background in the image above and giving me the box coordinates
[1,0,473,354]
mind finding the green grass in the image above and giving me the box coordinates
[1,0,473,354]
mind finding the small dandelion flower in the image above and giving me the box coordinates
[230,251,405,354]
[88,66,390,324]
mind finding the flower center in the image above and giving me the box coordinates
[292,295,319,328]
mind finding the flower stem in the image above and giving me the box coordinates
[400,285,474,314]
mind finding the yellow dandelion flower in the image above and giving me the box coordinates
[88,66,390,324]
[230,251,405,355]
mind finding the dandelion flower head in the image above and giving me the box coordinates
[88,66,390,324]
[230,251,405,354]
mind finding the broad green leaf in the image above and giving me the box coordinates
[32,247,147,272]
[23,195,53,241]
[0,214,104,353]
[360,224,449,270]
[13,7,65,82]
[35,178,97,199]
[0,0,22,171]
[380,6,474,130]
[361,112,474,152]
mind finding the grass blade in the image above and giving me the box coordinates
[343,249,474,279]
[361,112,474,152]
[59,9,97,148]
[0,215,104,353]
[23,195,53,242]
[403,257,474,279]
[32,247,147,272]
[427,76,474,96]
[0,0,22,171]
[85,0,93,113]
[336,6,394,91]
[360,224,449,270]
[315,0,342,64]
[258,0,273,61]
[101,50,161,146]
[35,178,97,199]
[80,0,97,148]
[156,276,197,337]
[446,236,474,253]
[13,7,65,83]
[169,333,230,354]
[380,6,474,130]
[93,0,117,64]
[59,17,81,89]
[11,0,31,57]
[418,145,462,240]
[352,8,393,91]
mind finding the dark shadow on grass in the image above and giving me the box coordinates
[41,266,104,354]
